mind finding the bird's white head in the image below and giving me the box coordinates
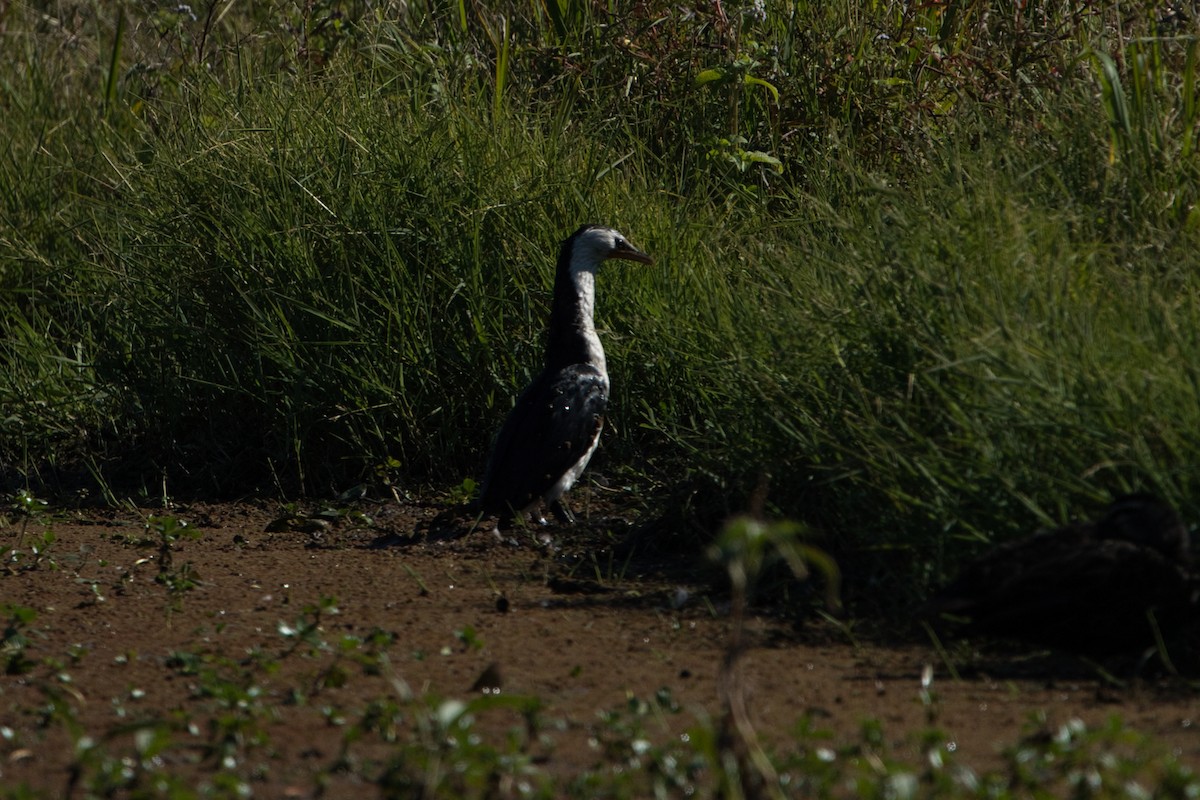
[565,225,653,275]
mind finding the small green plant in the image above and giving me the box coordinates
[9,489,48,524]
[147,516,202,611]
[1,605,37,676]
[4,529,57,574]
[448,477,478,506]
[4,491,54,573]
[694,40,783,187]
[161,646,276,774]
[75,576,106,605]
[299,626,396,700]
[277,596,341,659]
[578,690,702,797]
[710,514,841,612]
[373,691,549,798]
[454,625,484,651]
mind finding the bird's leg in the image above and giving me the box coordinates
[549,500,576,525]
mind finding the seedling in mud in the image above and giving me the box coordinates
[147,515,202,610]
[373,457,405,501]
[342,628,396,676]
[372,686,548,798]
[161,645,276,772]
[584,689,702,795]
[4,529,58,574]
[277,596,341,658]
[454,625,484,651]
[76,576,106,605]
[2,604,37,675]
[447,477,478,506]
[4,491,56,573]
[8,489,49,530]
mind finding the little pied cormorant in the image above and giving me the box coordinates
[478,225,653,526]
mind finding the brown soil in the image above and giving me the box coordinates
[3,499,1199,796]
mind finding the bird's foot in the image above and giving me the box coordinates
[549,500,576,525]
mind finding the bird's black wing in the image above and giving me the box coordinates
[480,363,608,515]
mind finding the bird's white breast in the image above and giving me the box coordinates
[544,417,604,504]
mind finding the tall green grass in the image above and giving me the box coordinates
[3,0,1200,605]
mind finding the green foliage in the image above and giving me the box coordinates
[712,513,840,612]
[4,491,56,573]
[4,595,1200,797]
[147,516,202,610]
[1,604,38,676]
[3,1,1200,613]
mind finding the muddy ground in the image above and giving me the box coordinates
[2,498,1200,796]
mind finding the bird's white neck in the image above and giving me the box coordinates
[547,263,606,373]
[569,268,606,370]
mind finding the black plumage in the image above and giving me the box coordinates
[478,225,652,526]
[925,494,1195,654]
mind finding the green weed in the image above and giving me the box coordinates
[5,613,1200,798]
[1,604,38,676]
[147,516,202,611]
